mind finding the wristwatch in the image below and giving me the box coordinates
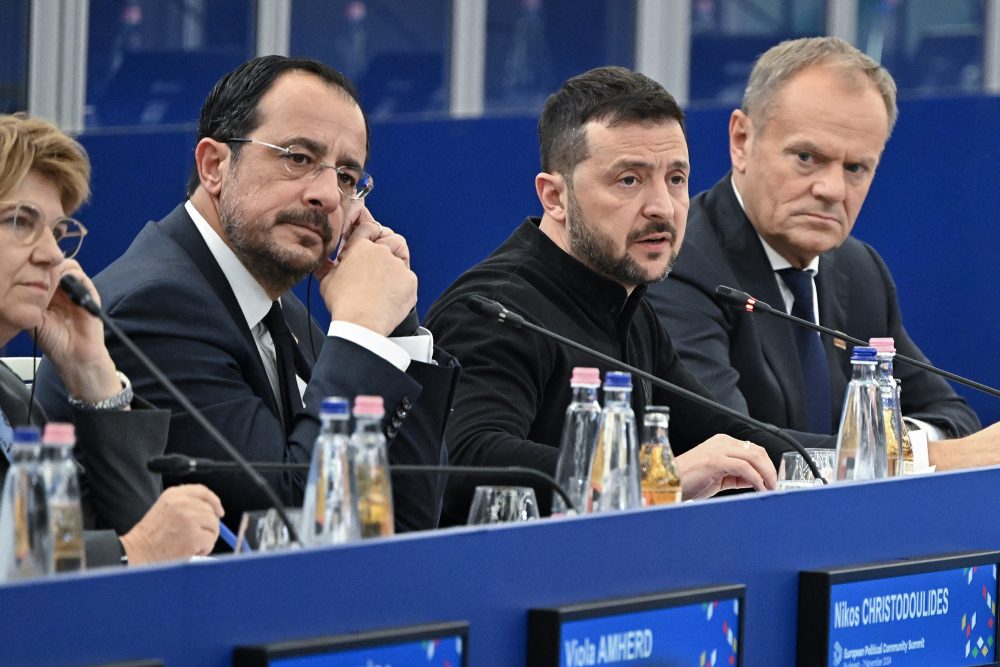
[67,371,134,411]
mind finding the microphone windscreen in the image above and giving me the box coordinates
[714,284,746,304]
[715,285,771,312]
[465,294,504,319]
[59,274,101,315]
[147,454,194,475]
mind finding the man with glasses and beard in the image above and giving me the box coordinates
[425,66,780,525]
[37,56,459,534]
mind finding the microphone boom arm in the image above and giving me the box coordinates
[59,275,302,543]
[147,455,579,514]
[715,285,1000,399]
[465,295,826,483]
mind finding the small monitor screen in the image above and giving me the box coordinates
[528,585,743,667]
[234,622,467,667]
[800,552,1000,667]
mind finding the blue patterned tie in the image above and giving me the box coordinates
[778,268,832,433]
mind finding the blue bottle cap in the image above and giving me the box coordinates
[604,371,632,389]
[320,397,350,416]
[13,427,40,444]
[851,346,878,362]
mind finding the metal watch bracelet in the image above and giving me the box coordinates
[67,370,133,411]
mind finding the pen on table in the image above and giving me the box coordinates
[219,520,250,553]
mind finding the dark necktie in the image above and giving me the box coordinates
[262,301,303,435]
[778,268,831,433]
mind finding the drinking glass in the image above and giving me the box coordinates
[235,508,303,553]
[777,449,837,489]
[466,486,540,524]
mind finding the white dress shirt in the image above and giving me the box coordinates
[730,179,820,317]
[185,201,433,417]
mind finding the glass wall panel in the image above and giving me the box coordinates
[290,0,451,120]
[859,0,986,96]
[485,0,636,114]
[85,0,257,128]
[0,0,30,114]
[688,0,826,105]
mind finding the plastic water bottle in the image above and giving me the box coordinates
[0,427,50,581]
[869,337,913,476]
[300,397,360,546]
[834,347,888,481]
[587,372,642,513]
[552,367,602,516]
[351,396,394,538]
[41,423,85,572]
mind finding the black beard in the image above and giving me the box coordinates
[566,188,677,288]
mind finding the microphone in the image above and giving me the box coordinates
[148,454,579,514]
[59,275,302,544]
[148,454,304,475]
[715,285,1000,399]
[466,294,527,326]
[59,274,102,317]
[463,295,827,484]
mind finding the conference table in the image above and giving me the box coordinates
[2,464,998,665]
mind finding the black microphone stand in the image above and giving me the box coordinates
[59,275,302,543]
[147,455,579,514]
[715,285,1000,399]
[465,295,826,484]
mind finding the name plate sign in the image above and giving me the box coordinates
[233,621,467,667]
[799,551,1000,666]
[527,585,743,667]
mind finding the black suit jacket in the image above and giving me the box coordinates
[0,361,169,567]
[647,174,980,444]
[36,204,460,532]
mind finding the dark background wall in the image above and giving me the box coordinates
[10,95,999,425]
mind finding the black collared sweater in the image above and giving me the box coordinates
[426,218,791,523]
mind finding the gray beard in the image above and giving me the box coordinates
[217,188,332,295]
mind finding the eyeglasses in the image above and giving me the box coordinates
[0,201,88,259]
[226,138,374,200]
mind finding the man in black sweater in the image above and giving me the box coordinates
[425,67,779,525]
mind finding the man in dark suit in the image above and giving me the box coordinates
[0,113,221,567]
[36,57,459,532]
[647,37,986,466]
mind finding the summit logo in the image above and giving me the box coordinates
[833,641,843,666]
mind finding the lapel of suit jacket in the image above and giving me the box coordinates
[816,249,852,422]
[711,177,811,429]
[157,204,282,418]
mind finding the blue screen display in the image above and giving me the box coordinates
[825,564,998,666]
[558,597,740,666]
[269,634,463,666]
